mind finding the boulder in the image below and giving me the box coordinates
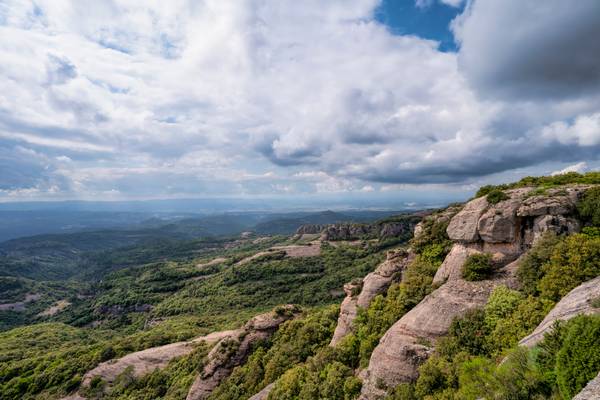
[519,276,600,348]
[574,371,600,400]
[186,305,300,400]
[517,194,575,217]
[446,196,488,242]
[477,195,522,243]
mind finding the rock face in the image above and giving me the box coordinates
[574,371,600,400]
[519,276,600,348]
[186,305,300,400]
[330,249,414,346]
[446,196,489,242]
[359,274,513,400]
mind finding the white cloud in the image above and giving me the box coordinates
[551,162,588,176]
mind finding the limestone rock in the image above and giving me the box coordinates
[520,276,600,348]
[446,196,488,242]
[359,278,505,400]
[186,305,299,400]
[574,371,600,400]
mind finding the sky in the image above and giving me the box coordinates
[0,0,599,203]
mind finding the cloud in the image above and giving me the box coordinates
[0,0,599,201]
[551,162,588,176]
[454,0,600,100]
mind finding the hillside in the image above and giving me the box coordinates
[1,172,599,400]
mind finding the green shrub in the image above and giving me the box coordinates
[517,232,560,296]
[486,189,509,204]
[484,286,522,330]
[487,296,554,355]
[462,254,493,281]
[447,309,489,356]
[457,347,547,400]
[555,315,600,398]
[474,172,600,198]
[538,233,600,301]
[578,186,600,226]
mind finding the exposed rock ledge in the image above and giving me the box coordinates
[330,249,413,346]
[82,330,237,387]
[186,305,300,400]
[520,275,600,348]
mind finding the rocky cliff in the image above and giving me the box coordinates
[358,185,592,399]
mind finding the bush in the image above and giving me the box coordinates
[538,233,600,301]
[486,189,509,204]
[578,186,600,226]
[457,347,547,400]
[517,232,560,296]
[484,286,522,330]
[487,296,554,355]
[447,309,489,356]
[462,254,493,281]
[555,315,600,398]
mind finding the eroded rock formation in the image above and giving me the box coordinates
[186,305,300,400]
[330,249,413,346]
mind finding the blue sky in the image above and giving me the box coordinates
[0,0,599,203]
[376,0,464,52]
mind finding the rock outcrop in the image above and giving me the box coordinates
[519,276,600,348]
[186,305,300,400]
[82,330,237,387]
[359,186,592,399]
[574,371,600,400]
[330,249,413,346]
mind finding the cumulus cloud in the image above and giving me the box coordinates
[0,0,598,200]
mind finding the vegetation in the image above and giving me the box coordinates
[485,189,509,204]
[578,186,600,226]
[462,253,493,281]
[475,171,600,198]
